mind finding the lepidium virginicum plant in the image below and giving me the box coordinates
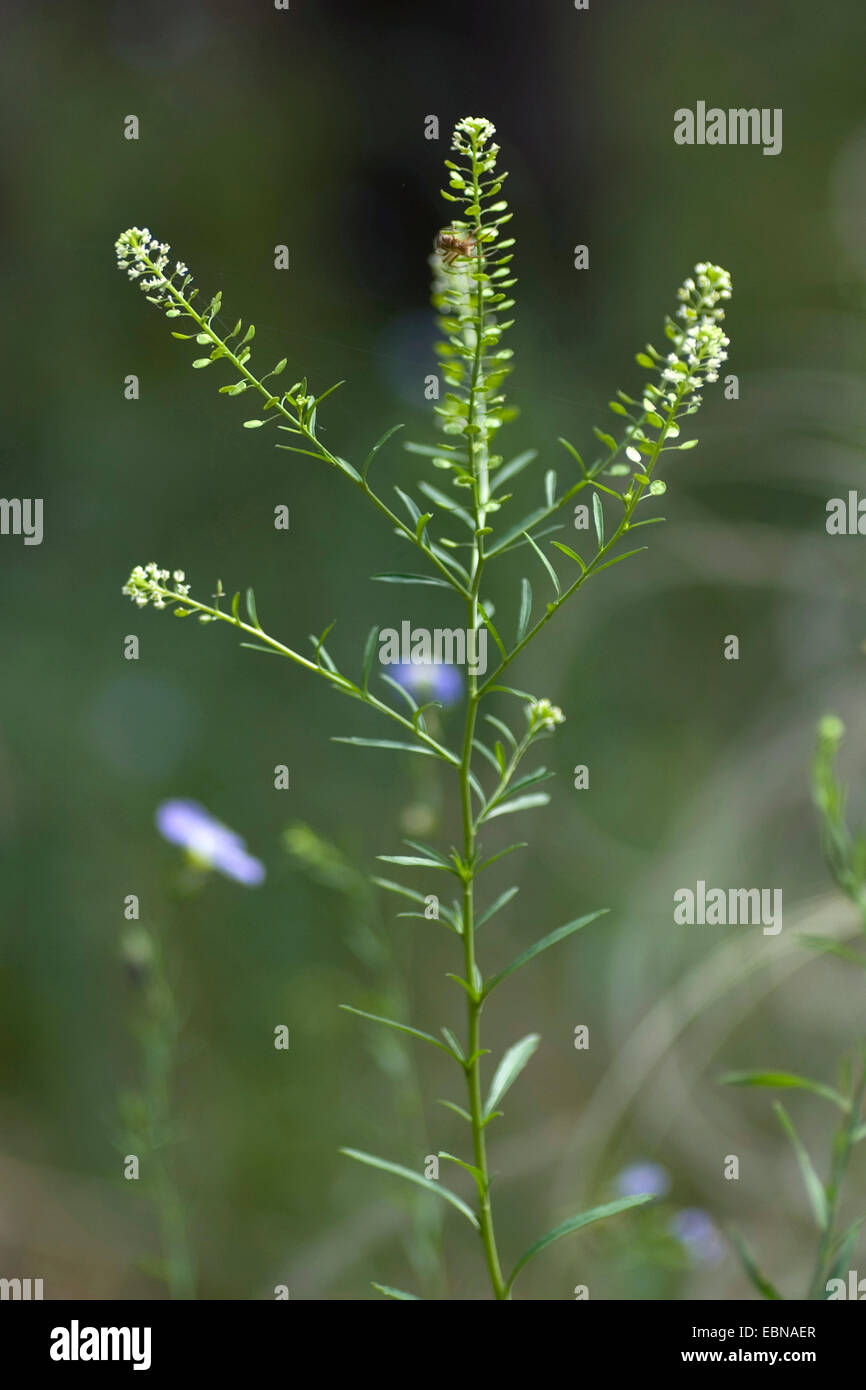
[721,716,866,1300]
[117,116,732,1299]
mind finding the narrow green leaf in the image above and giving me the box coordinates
[592,492,604,548]
[372,572,453,589]
[720,1071,849,1112]
[484,791,550,820]
[558,437,587,475]
[394,486,421,526]
[523,530,560,598]
[245,587,262,630]
[333,737,437,756]
[484,1034,540,1117]
[495,449,538,487]
[507,1195,655,1292]
[363,423,404,478]
[361,624,379,692]
[591,546,647,576]
[339,1148,480,1229]
[826,1215,866,1284]
[550,541,586,572]
[476,843,527,873]
[476,885,520,929]
[729,1228,782,1300]
[417,481,474,529]
[339,1005,455,1057]
[401,837,451,865]
[774,1102,829,1229]
[485,909,609,994]
[371,1283,420,1300]
[484,713,518,751]
[377,854,454,870]
[439,1151,485,1190]
[517,577,532,643]
[436,1099,472,1122]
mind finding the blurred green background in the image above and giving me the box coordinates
[2,0,866,1299]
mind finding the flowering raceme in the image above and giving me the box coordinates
[115,115,733,1300]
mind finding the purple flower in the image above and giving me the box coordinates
[156,799,265,885]
[615,1161,671,1200]
[670,1208,725,1266]
[389,661,462,707]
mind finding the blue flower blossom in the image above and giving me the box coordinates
[390,661,462,707]
[615,1160,671,1200]
[670,1208,725,1266]
[156,799,265,885]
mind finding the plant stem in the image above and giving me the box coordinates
[807,1063,866,1299]
[459,684,508,1299]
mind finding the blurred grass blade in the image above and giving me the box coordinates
[720,1070,849,1112]
[729,1228,783,1300]
[774,1102,829,1229]
[371,1283,420,1300]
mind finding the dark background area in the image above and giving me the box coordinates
[1,0,866,1299]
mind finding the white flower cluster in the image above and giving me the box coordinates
[115,227,189,299]
[662,262,731,401]
[526,698,566,732]
[122,562,190,609]
[451,115,498,163]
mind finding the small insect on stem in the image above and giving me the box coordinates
[436,227,477,267]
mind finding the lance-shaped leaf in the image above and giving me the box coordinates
[371,572,453,589]
[484,909,609,996]
[476,885,520,930]
[362,422,404,479]
[522,529,560,598]
[719,1071,849,1112]
[516,577,532,643]
[371,1283,420,1301]
[774,1102,829,1229]
[339,1005,460,1060]
[361,624,379,693]
[506,1194,655,1293]
[484,791,550,821]
[592,492,605,548]
[484,1034,540,1118]
[728,1228,782,1300]
[339,1148,479,1229]
[332,737,438,757]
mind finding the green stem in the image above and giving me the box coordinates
[459,685,507,1299]
[451,124,508,1299]
[807,1063,866,1299]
